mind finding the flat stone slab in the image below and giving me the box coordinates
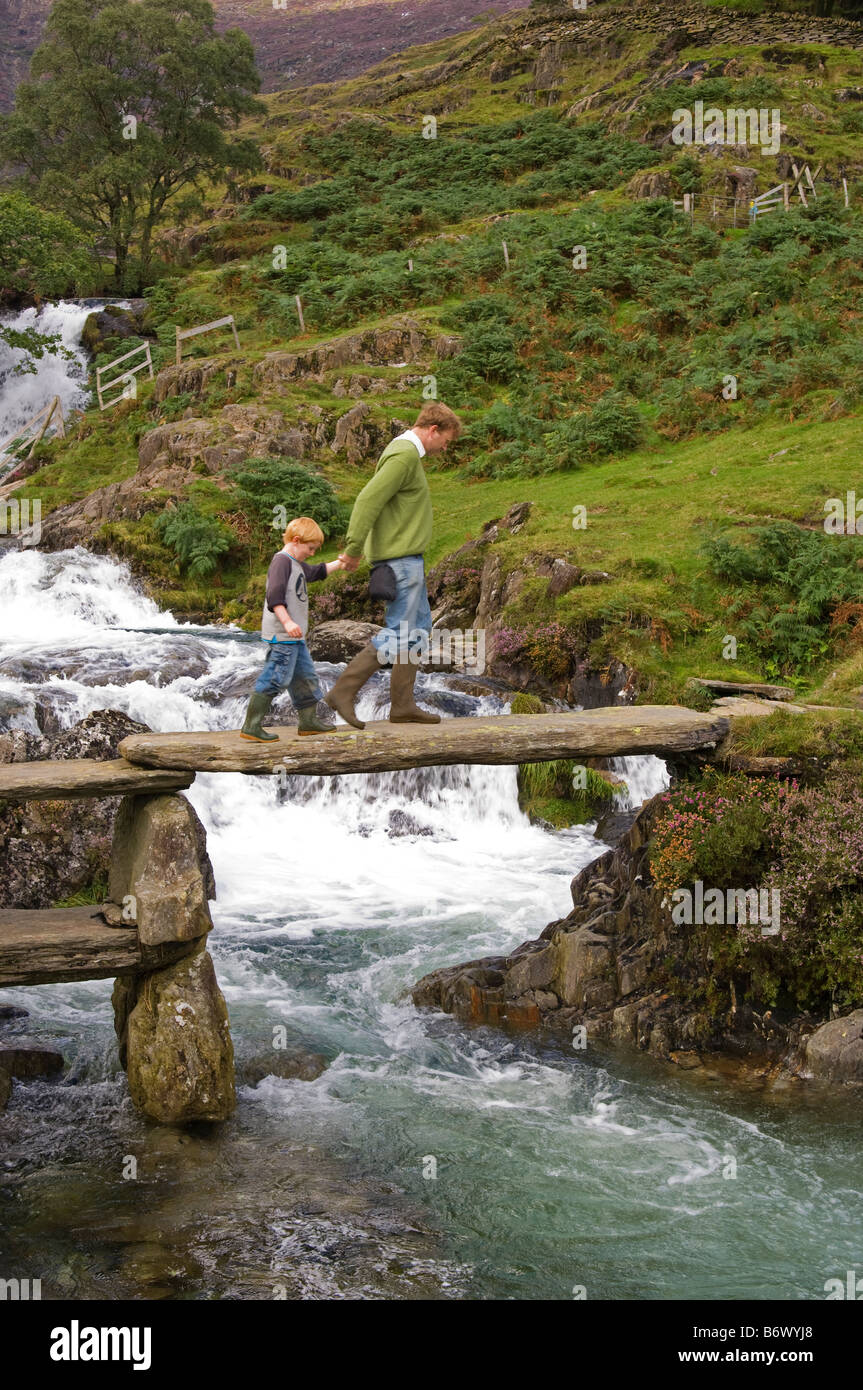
[0,907,200,987]
[0,758,194,802]
[690,678,795,701]
[120,707,732,776]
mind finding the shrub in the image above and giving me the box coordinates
[153,503,232,579]
[228,457,348,554]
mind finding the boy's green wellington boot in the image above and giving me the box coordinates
[388,659,441,724]
[324,642,380,730]
[240,690,279,742]
[296,704,337,736]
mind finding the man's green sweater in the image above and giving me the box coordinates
[344,436,433,563]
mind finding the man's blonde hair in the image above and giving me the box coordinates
[413,402,463,438]
[284,516,324,545]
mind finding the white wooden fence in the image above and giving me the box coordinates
[0,396,65,482]
[175,314,240,366]
[96,341,154,411]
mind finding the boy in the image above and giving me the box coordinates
[239,516,343,741]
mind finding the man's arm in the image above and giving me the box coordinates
[343,452,412,559]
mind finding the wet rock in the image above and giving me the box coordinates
[238,1048,328,1085]
[50,710,150,761]
[805,1012,863,1085]
[81,304,148,356]
[0,729,38,762]
[594,808,638,846]
[387,809,434,838]
[0,1038,64,1079]
[0,1004,28,1021]
[308,620,382,663]
[117,945,235,1124]
[0,692,32,728]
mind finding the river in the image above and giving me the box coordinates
[1,547,862,1301]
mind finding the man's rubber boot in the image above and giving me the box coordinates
[324,642,380,730]
[388,658,441,724]
[240,690,279,742]
[296,704,337,736]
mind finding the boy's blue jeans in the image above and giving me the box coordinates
[371,554,432,662]
[254,639,323,708]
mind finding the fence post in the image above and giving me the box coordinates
[783,182,790,211]
[295,295,305,333]
[502,240,510,269]
[843,177,849,209]
[175,327,182,367]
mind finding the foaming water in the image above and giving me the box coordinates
[0,301,100,454]
[1,549,861,1301]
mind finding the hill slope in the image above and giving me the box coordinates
[0,0,528,111]
[12,0,863,709]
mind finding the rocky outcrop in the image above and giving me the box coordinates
[307,619,382,663]
[425,501,633,704]
[153,355,244,403]
[411,792,820,1077]
[114,944,235,1123]
[253,319,460,389]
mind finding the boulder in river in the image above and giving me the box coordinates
[116,945,235,1124]
[238,1048,328,1086]
[804,1011,863,1085]
[0,1038,65,1079]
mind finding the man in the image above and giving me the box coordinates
[326,401,462,729]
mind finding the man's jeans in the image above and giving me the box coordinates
[254,639,323,708]
[371,554,432,662]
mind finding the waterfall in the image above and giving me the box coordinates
[0,301,100,450]
[610,754,670,809]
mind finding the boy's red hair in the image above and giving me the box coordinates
[284,516,324,545]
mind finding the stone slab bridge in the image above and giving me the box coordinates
[0,699,797,1125]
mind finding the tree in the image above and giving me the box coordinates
[0,0,265,290]
[0,192,91,302]
[0,193,89,364]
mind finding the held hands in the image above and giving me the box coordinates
[338,552,361,573]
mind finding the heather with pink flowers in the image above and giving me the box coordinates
[649,770,794,903]
[649,768,863,1012]
[762,773,863,1008]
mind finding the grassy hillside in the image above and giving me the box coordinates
[14,0,863,705]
